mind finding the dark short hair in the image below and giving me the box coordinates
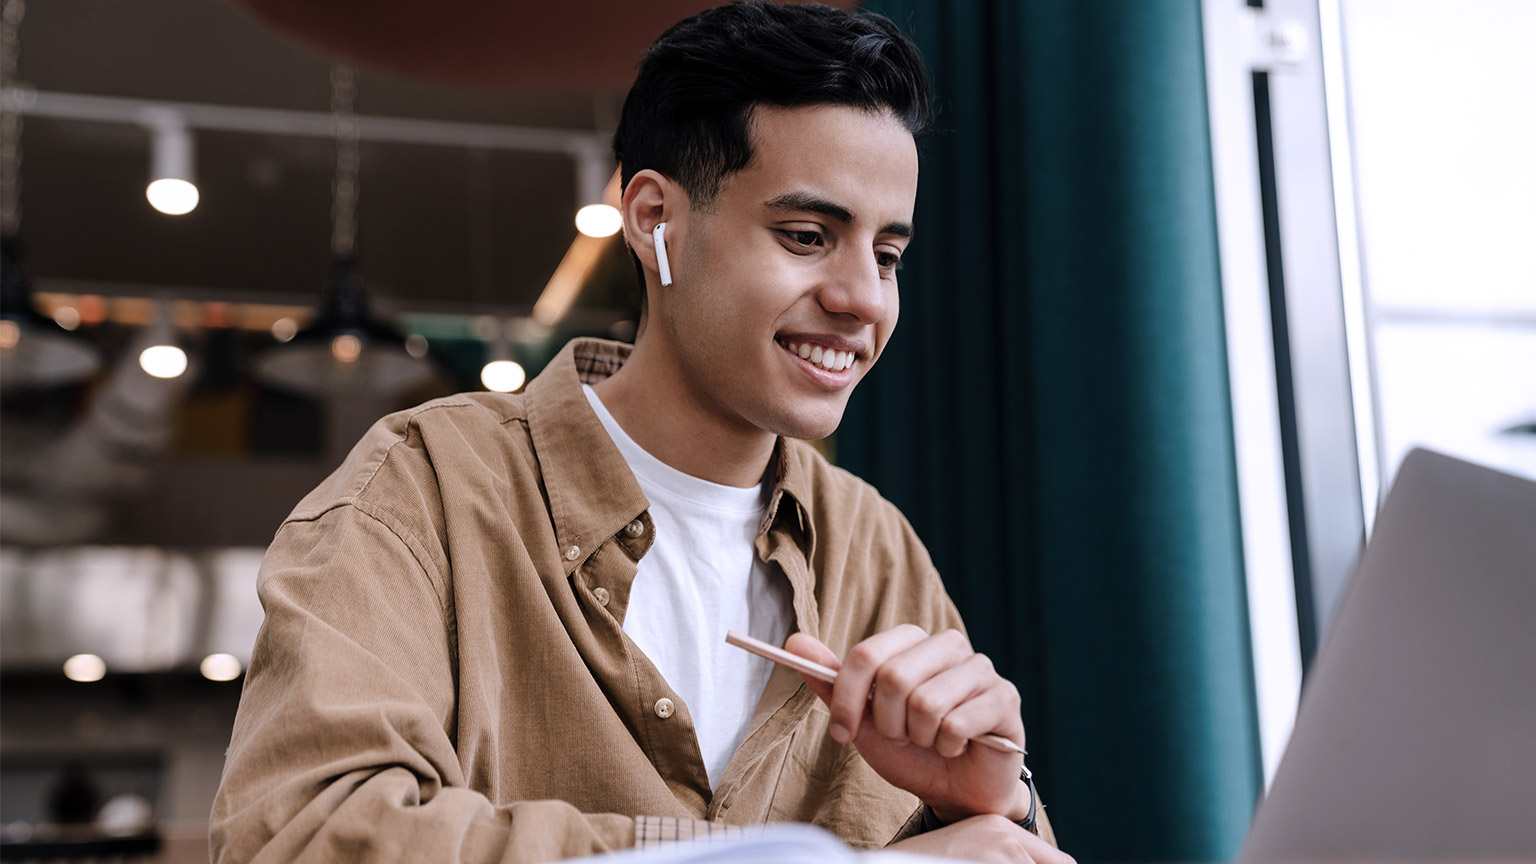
[614,2,931,210]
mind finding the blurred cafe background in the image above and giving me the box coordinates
[1,0,1530,862]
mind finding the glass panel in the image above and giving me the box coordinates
[1341,0,1536,485]
[1373,321,1536,483]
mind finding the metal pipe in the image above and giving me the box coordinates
[0,87,608,156]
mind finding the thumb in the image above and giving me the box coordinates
[784,632,840,704]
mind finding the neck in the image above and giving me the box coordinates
[592,338,776,489]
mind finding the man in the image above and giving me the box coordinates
[212,4,1071,863]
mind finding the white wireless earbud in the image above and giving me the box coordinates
[653,221,673,287]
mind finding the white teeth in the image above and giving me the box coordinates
[782,340,854,372]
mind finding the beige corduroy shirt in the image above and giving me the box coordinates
[210,338,1053,862]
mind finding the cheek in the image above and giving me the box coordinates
[871,287,900,360]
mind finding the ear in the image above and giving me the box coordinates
[622,169,681,290]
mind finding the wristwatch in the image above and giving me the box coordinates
[1017,763,1039,834]
[920,763,1039,835]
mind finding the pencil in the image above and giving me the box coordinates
[725,630,1028,759]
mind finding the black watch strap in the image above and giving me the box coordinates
[1018,767,1039,834]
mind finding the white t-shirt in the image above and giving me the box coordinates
[582,385,795,789]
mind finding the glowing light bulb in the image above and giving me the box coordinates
[404,333,429,359]
[146,178,200,215]
[575,203,623,238]
[139,344,188,378]
[481,359,526,393]
[331,334,362,364]
[54,306,82,331]
[271,317,298,343]
[145,114,199,215]
[64,654,106,682]
[200,653,243,682]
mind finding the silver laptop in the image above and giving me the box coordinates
[1241,448,1536,861]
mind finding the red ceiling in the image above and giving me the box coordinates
[231,0,859,92]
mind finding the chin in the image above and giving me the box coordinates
[765,402,847,442]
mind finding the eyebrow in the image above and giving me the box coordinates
[764,191,913,239]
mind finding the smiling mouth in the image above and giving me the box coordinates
[777,339,856,373]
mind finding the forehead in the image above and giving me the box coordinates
[724,104,919,223]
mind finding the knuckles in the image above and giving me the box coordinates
[876,664,920,696]
[934,717,969,754]
[938,627,970,650]
[844,642,882,673]
[998,678,1022,709]
[967,651,996,677]
[907,688,943,720]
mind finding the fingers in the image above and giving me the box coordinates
[828,625,929,742]
[869,628,975,743]
[783,632,839,704]
[868,629,1022,757]
[899,652,1011,753]
[929,674,1023,758]
[783,632,841,668]
[790,626,1024,762]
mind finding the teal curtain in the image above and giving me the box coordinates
[840,2,1262,860]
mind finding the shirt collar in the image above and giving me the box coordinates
[525,338,649,574]
[524,337,816,573]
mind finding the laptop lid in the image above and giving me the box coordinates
[1240,448,1536,861]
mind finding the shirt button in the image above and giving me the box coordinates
[564,545,580,561]
[624,520,644,538]
[592,587,610,606]
[653,697,675,719]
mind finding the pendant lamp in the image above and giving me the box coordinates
[1,236,101,391]
[250,63,435,397]
[252,255,435,395]
[0,0,99,392]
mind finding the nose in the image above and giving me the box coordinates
[817,247,889,324]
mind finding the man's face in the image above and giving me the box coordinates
[654,104,919,441]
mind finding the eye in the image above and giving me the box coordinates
[777,229,824,251]
[876,251,904,272]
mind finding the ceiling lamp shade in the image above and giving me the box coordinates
[479,318,525,393]
[250,258,436,396]
[1,235,101,392]
[574,149,621,238]
[137,300,188,379]
[144,110,199,216]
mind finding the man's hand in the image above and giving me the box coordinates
[785,627,1031,824]
[889,815,1074,864]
